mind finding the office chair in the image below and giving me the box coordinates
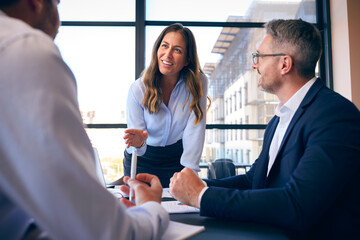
[207,158,236,179]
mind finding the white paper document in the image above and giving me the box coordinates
[162,188,173,198]
[161,201,200,213]
[162,221,205,240]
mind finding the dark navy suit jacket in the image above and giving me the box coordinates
[202,79,360,238]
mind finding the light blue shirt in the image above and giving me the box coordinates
[267,77,317,175]
[126,73,208,172]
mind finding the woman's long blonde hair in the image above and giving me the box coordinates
[141,23,204,125]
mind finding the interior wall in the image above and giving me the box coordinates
[330,0,360,109]
[347,0,360,109]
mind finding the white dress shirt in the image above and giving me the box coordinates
[267,77,316,175]
[0,11,168,239]
[126,73,208,172]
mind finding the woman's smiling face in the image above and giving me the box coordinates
[157,31,189,80]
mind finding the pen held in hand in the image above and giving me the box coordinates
[129,150,137,202]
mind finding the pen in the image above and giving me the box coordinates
[129,150,137,202]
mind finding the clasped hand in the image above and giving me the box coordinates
[119,173,162,208]
[169,167,206,209]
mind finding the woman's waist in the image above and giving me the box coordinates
[146,139,183,152]
[146,136,183,148]
[124,139,183,166]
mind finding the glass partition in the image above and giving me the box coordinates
[56,26,135,124]
[58,0,135,21]
[146,0,316,23]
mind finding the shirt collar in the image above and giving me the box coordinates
[173,72,185,88]
[275,77,317,117]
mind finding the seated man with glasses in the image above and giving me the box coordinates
[169,19,360,239]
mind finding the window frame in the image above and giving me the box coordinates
[61,0,332,132]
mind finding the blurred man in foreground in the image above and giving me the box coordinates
[0,0,168,239]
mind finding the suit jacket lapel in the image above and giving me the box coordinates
[253,116,279,189]
[267,79,324,179]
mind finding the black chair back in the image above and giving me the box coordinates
[207,159,235,179]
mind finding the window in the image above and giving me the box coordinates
[57,0,330,181]
[234,93,237,111]
[239,89,242,109]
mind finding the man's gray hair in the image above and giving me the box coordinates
[265,19,322,78]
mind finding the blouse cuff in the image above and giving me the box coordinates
[135,142,147,156]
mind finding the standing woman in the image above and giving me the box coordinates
[123,23,208,187]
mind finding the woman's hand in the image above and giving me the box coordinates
[124,129,148,148]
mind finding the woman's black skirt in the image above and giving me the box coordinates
[123,139,184,187]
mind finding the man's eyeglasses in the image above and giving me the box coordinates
[251,53,286,65]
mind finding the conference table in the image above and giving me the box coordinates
[170,212,290,240]
[113,185,290,239]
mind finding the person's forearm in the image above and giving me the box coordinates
[127,202,169,239]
